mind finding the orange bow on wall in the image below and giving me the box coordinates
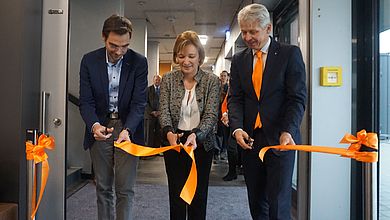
[114,142,197,205]
[259,130,378,163]
[25,134,55,219]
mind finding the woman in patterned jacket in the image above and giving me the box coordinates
[159,30,221,220]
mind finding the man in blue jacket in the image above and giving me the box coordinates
[79,14,148,220]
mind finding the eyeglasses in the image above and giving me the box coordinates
[108,43,129,52]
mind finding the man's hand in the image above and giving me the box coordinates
[167,131,183,146]
[184,133,197,150]
[93,124,113,141]
[150,111,161,117]
[116,129,131,143]
[221,112,229,127]
[234,130,253,150]
[278,132,295,151]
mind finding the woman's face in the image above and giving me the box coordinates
[176,44,200,75]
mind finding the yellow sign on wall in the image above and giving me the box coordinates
[320,66,342,86]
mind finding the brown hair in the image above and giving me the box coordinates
[102,14,133,39]
[172,30,205,65]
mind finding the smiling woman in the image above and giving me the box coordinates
[159,30,221,220]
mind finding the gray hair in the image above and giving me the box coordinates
[238,3,270,29]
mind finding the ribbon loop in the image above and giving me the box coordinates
[114,141,197,204]
[340,129,378,151]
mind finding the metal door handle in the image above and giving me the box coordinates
[41,91,50,134]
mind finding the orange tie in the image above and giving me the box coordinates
[252,50,263,129]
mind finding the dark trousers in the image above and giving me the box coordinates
[226,128,238,175]
[144,117,161,148]
[242,129,295,220]
[163,132,213,220]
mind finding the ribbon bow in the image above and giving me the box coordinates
[259,129,378,163]
[340,129,378,151]
[25,134,55,219]
[26,134,55,163]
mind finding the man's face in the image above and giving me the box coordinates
[104,32,130,63]
[153,76,161,86]
[239,20,271,50]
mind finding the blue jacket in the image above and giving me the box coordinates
[79,47,148,149]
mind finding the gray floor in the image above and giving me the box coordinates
[66,156,252,219]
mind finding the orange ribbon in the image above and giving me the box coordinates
[25,134,55,219]
[114,142,197,204]
[259,130,378,163]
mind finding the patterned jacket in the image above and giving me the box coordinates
[159,68,221,151]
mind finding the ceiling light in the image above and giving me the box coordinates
[166,15,176,23]
[199,35,208,45]
[225,30,231,41]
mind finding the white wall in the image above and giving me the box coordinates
[310,0,352,219]
[129,18,147,56]
[147,41,159,86]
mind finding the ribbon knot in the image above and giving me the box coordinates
[340,129,378,152]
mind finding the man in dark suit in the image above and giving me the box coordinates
[144,74,161,148]
[228,4,307,219]
[79,14,147,220]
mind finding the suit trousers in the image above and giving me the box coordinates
[90,118,139,220]
[242,128,295,220]
[144,117,161,148]
[163,131,213,220]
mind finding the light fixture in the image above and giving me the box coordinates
[380,29,390,54]
[204,57,208,63]
[225,30,231,41]
[198,35,208,45]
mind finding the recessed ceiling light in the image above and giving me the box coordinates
[198,35,208,45]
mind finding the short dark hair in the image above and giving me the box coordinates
[221,70,230,77]
[102,14,133,39]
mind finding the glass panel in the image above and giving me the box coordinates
[379,0,390,218]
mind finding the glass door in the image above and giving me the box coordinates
[379,0,390,218]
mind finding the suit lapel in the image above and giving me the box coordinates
[118,51,132,103]
[97,49,109,106]
[241,49,258,100]
[260,38,280,101]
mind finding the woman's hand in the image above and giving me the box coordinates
[184,133,197,150]
[167,131,183,146]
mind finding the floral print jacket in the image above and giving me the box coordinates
[159,68,221,151]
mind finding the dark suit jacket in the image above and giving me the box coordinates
[79,47,148,149]
[144,85,159,119]
[228,37,307,146]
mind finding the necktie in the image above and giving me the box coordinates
[155,86,160,96]
[252,50,263,129]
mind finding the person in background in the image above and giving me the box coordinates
[159,30,221,220]
[144,74,162,149]
[228,4,307,219]
[220,93,239,181]
[79,14,148,220]
[214,70,230,163]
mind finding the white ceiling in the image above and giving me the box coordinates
[124,0,281,68]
